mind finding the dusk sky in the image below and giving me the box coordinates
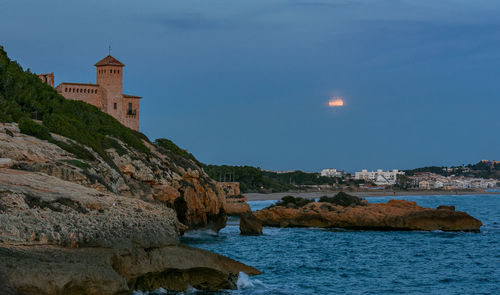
[1,0,499,172]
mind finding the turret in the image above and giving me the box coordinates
[95,55,125,116]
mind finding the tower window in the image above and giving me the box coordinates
[118,70,120,74]
[114,103,117,110]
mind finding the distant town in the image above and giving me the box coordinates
[206,160,500,193]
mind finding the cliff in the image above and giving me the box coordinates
[254,198,482,232]
[0,168,260,294]
[0,123,226,231]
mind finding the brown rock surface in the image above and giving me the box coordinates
[239,212,263,235]
[225,195,251,216]
[254,199,482,232]
[0,123,226,231]
[0,168,260,294]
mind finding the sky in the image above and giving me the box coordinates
[1,0,499,172]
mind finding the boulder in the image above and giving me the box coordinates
[254,199,482,232]
[240,212,263,235]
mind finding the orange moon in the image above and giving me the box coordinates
[328,98,344,107]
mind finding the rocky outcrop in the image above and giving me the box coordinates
[254,199,482,232]
[239,212,263,235]
[225,195,251,216]
[218,182,251,216]
[0,123,226,231]
[0,168,260,294]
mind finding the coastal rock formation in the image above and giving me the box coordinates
[225,195,251,216]
[0,123,226,231]
[218,182,251,216]
[0,168,260,294]
[254,198,482,232]
[239,212,263,235]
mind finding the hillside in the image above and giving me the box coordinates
[404,162,500,179]
[0,46,227,231]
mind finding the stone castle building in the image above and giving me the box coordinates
[38,55,142,131]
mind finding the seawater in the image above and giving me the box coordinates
[147,194,500,294]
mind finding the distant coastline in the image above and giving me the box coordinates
[246,190,500,201]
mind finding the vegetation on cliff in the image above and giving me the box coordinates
[0,47,148,162]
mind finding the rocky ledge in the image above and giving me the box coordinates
[253,194,482,232]
[0,168,260,294]
[0,123,227,232]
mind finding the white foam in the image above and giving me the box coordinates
[182,229,219,238]
[237,271,265,290]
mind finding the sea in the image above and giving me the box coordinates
[138,194,500,295]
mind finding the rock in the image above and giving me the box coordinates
[254,199,482,232]
[225,195,251,216]
[0,158,13,168]
[240,212,263,235]
[0,168,180,248]
[0,244,261,295]
[0,168,260,294]
[437,205,455,211]
[0,123,228,231]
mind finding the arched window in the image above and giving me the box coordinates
[65,88,67,92]
[118,70,120,74]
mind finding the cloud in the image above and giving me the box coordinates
[155,13,239,31]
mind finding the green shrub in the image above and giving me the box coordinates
[51,139,96,161]
[18,117,51,140]
[4,128,13,137]
[0,47,149,163]
[155,138,200,164]
[318,192,365,207]
[275,195,314,208]
[64,159,91,169]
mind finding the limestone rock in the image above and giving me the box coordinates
[0,168,261,294]
[239,212,263,235]
[0,123,227,231]
[0,168,180,248]
[0,158,14,168]
[224,195,251,216]
[0,244,261,295]
[254,199,482,232]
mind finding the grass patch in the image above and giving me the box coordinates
[64,159,91,169]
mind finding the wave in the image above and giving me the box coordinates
[237,272,265,290]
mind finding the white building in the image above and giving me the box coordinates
[354,169,405,186]
[320,168,345,178]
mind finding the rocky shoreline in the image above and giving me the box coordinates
[250,194,482,232]
[0,124,261,294]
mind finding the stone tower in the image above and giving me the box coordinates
[95,55,125,118]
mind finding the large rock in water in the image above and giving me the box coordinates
[0,168,260,294]
[239,212,263,235]
[0,123,226,231]
[254,199,482,232]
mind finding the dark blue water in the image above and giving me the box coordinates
[181,194,500,295]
